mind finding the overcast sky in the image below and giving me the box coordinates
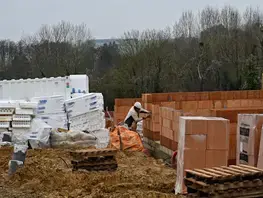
[0,0,262,41]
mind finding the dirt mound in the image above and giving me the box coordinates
[0,147,178,198]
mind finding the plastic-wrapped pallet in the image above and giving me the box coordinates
[69,109,105,131]
[65,93,105,132]
[31,95,68,129]
[31,95,65,114]
[36,113,68,129]
[15,101,38,115]
[65,93,104,118]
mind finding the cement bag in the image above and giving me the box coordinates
[50,130,97,148]
[69,130,96,141]
[27,118,52,149]
[51,130,96,142]
[50,131,68,142]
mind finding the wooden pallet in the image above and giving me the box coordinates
[70,148,117,159]
[71,148,118,172]
[185,165,263,198]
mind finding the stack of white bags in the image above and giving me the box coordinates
[32,95,68,129]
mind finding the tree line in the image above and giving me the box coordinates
[0,6,263,109]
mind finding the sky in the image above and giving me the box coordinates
[0,0,262,41]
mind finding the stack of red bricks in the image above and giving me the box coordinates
[141,90,263,165]
[176,116,229,193]
[159,107,182,151]
[113,98,142,125]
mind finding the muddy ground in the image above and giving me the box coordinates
[0,147,178,198]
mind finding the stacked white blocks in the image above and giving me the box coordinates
[0,101,37,146]
[12,101,37,144]
[65,93,108,148]
[65,93,105,131]
[32,95,68,129]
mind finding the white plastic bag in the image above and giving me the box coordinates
[27,118,52,149]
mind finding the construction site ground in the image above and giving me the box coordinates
[0,147,179,198]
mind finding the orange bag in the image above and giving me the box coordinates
[110,126,144,151]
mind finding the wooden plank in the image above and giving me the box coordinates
[221,166,248,174]
[213,167,240,175]
[194,169,221,177]
[239,164,263,172]
[204,168,231,177]
[185,169,213,178]
[184,178,208,187]
[230,165,259,174]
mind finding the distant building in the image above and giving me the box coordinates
[94,39,120,47]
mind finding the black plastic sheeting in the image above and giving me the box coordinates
[2,133,12,142]
[8,145,27,176]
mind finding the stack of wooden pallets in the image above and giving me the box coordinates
[184,164,263,197]
[70,148,118,171]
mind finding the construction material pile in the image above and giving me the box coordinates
[0,101,40,175]
[64,93,108,148]
[185,164,263,197]
[70,148,118,171]
[0,148,177,198]
[0,92,109,163]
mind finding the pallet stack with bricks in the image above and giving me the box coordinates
[113,98,142,125]
[140,90,263,164]
[175,116,229,194]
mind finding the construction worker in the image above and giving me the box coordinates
[123,102,151,131]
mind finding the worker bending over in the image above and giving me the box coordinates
[124,102,151,130]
